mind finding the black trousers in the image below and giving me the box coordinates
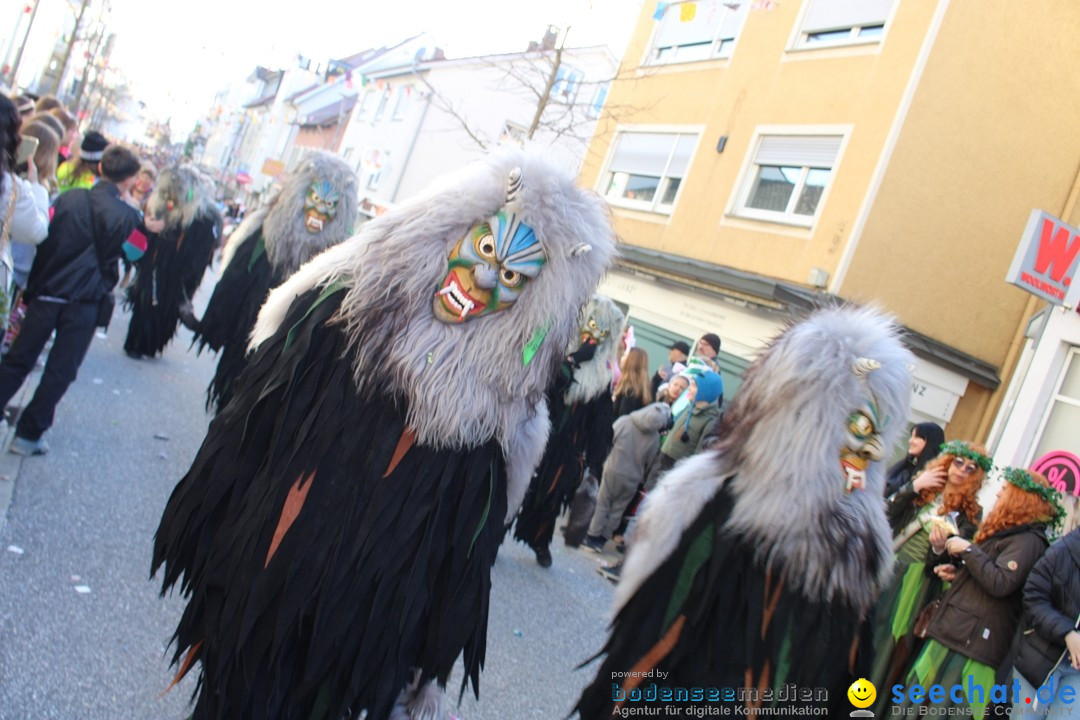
[0,298,98,441]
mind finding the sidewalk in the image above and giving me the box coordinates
[0,362,44,534]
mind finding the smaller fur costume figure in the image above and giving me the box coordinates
[182,151,358,411]
[124,165,221,358]
[513,295,624,567]
[152,148,616,720]
[575,305,913,717]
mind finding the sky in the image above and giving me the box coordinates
[3,0,643,136]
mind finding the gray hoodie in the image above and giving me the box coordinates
[602,402,671,492]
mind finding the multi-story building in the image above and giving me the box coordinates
[337,31,617,217]
[580,0,1080,446]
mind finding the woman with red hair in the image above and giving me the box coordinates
[897,468,1064,718]
[871,440,989,698]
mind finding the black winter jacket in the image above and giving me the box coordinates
[1012,529,1080,687]
[926,524,1049,667]
[25,182,140,304]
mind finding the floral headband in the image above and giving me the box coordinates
[1003,467,1066,533]
[939,440,993,473]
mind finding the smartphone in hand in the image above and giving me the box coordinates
[15,135,39,165]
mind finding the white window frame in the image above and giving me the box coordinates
[790,0,895,51]
[1028,347,1080,465]
[372,89,389,122]
[391,87,411,120]
[551,65,584,104]
[644,0,751,66]
[598,127,702,216]
[587,83,610,119]
[728,126,849,228]
[355,90,375,121]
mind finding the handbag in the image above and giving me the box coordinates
[913,596,943,639]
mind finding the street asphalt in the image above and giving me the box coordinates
[0,271,620,720]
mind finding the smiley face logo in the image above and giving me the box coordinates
[847,678,876,709]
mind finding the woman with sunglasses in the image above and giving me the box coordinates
[897,468,1062,718]
[869,440,991,706]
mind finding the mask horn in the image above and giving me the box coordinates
[571,243,592,257]
[852,358,881,377]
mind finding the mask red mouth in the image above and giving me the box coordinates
[435,271,482,322]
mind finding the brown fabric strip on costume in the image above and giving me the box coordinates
[164,639,203,693]
[265,471,316,567]
[383,427,417,478]
[615,614,687,708]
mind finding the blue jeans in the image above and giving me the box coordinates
[1013,665,1080,715]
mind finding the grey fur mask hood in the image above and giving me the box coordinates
[261,150,359,276]
[250,146,618,518]
[146,165,218,231]
[618,305,913,615]
[566,295,624,405]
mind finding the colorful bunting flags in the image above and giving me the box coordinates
[680,1,697,21]
[652,1,669,20]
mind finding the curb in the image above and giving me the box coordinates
[0,365,44,534]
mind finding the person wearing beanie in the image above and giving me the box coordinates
[692,332,722,372]
[57,130,107,193]
[658,369,723,470]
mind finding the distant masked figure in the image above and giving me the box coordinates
[181,151,358,412]
[512,294,623,568]
[124,165,221,358]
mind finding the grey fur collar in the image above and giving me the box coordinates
[618,306,912,615]
[251,148,617,519]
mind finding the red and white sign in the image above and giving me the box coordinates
[1006,210,1080,307]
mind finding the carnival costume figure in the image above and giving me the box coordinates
[152,148,616,720]
[182,151,358,411]
[512,294,623,567]
[124,165,221,358]
[576,305,913,717]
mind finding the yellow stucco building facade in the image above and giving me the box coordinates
[582,0,1080,443]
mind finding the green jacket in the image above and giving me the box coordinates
[661,401,720,463]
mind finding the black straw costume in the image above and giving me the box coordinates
[124,166,220,358]
[152,149,616,720]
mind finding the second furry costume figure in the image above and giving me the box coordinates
[152,149,616,720]
[512,294,623,567]
[182,151,358,412]
[575,305,913,717]
[124,165,221,358]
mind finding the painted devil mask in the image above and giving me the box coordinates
[304,180,340,233]
[840,400,887,493]
[433,208,546,323]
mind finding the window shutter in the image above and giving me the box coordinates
[802,0,893,33]
[754,135,842,167]
[653,0,724,48]
[609,133,677,175]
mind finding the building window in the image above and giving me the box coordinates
[734,134,842,226]
[1032,348,1080,461]
[356,90,375,121]
[551,65,584,103]
[587,83,609,119]
[795,0,893,49]
[391,88,411,120]
[601,131,697,214]
[647,0,750,65]
[372,90,389,122]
